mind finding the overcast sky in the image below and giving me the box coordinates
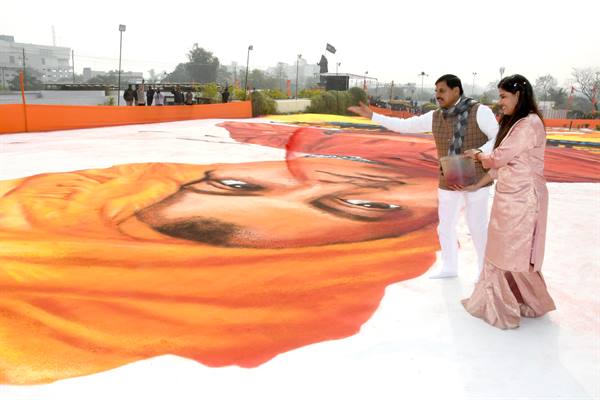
[3,0,599,89]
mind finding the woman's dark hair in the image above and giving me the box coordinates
[495,74,543,148]
[435,74,464,96]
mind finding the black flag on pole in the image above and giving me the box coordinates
[326,43,336,54]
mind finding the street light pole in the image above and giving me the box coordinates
[244,45,253,100]
[22,48,26,89]
[117,24,126,106]
[336,62,341,75]
[295,54,301,99]
[499,66,505,82]
[472,72,478,96]
[418,71,427,101]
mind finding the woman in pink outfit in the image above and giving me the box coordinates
[462,74,556,329]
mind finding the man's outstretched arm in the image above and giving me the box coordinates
[348,102,434,134]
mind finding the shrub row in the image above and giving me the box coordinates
[250,87,369,117]
[250,91,276,117]
[307,87,368,115]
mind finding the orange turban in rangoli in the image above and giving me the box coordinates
[0,160,439,384]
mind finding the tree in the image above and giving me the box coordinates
[247,69,278,90]
[216,65,232,84]
[534,75,557,101]
[9,68,43,90]
[147,69,159,83]
[164,44,221,83]
[571,96,593,113]
[572,67,600,111]
[547,87,568,109]
[185,43,220,83]
[164,63,190,83]
[480,81,499,104]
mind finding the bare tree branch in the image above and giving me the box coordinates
[572,67,600,111]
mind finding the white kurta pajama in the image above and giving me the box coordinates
[372,106,498,275]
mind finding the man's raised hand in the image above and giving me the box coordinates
[347,101,373,119]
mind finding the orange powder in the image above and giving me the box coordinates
[0,162,438,384]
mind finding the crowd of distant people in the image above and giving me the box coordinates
[368,96,423,115]
[123,80,230,106]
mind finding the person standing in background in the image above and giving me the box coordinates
[146,85,155,106]
[123,85,135,106]
[222,85,230,103]
[136,80,146,106]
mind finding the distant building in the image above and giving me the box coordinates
[0,34,72,87]
[265,58,319,86]
[82,67,102,81]
[82,67,143,83]
[538,101,567,119]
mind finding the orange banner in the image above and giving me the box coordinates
[0,104,27,133]
[0,102,253,134]
[368,105,599,130]
[369,105,415,119]
[544,119,600,129]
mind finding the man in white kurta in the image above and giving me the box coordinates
[349,75,498,278]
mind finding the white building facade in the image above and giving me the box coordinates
[0,34,72,88]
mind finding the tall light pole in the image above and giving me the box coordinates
[117,24,126,106]
[472,72,478,96]
[418,71,428,101]
[363,70,368,91]
[499,66,505,82]
[71,50,75,84]
[295,54,301,99]
[244,45,253,100]
[336,62,341,75]
[22,48,26,89]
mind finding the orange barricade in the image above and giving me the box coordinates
[0,104,27,133]
[544,119,600,129]
[368,105,599,130]
[369,105,415,119]
[0,102,253,134]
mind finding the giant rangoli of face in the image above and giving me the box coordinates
[0,123,443,384]
[1,120,597,384]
